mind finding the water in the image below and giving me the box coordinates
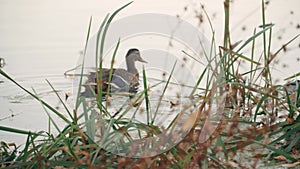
[1,0,300,146]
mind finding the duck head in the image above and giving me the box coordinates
[126,48,147,73]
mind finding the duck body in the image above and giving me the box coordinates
[284,80,300,107]
[85,68,139,95]
[82,48,146,98]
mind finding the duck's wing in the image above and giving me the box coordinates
[81,69,116,97]
[113,69,138,84]
[81,68,140,97]
[114,69,140,93]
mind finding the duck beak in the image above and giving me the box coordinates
[137,56,147,63]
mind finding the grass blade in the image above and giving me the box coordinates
[152,61,177,125]
[142,66,150,125]
[0,126,41,136]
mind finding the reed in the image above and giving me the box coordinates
[1,0,299,168]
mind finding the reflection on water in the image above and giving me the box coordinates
[0,71,73,145]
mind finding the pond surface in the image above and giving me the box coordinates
[1,0,300,146]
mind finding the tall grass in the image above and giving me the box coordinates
[1,0,300,168]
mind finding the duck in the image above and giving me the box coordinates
[0,57,5,68]
[81,48,147,98]
[284,80,300,107]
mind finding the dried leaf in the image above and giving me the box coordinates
[281,161,300,167]
[274,155,287,161]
